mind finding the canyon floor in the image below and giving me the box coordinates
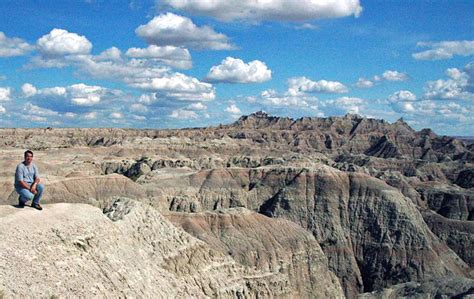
[0,112,473,298]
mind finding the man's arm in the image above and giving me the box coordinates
[15,165,30,189]
[30,165,40,193]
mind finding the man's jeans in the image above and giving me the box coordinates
[17,184,44,205]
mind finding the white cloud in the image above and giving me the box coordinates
[295,23,318,30]
[187,102,207,110]
[261,89,313,107]
[110,112,123,119]
[83,112,97,119]
[130,103,149,113]
[41,86,67,97]
[355,78,374,88]
[323,97,365,114]
[388,90,417,102]
[170,109,198,119]
[206,57,272,83]
[68,83,103,106]
[225,103,241,114]
[135,13,235,50]
[288,76,348,94]
[138,93,158,104]
[25,115,47,122]
[37,28,92,57]
[0,32,33,57]
[64,112,76,118]
[381,70,409,82]
[129,72,215,101]
[387,90,417,113]
[163,0,362,22]
[96,47,122,61]
[126,45,192,69]
[74,55,170,81]
[0,87,11,101]
[23,103,59,116]
[0,105,5,113]
[424,66,473,101]
[21,83,37,98]
[413,40,474,60]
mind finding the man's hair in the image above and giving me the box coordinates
[24,150,33,157]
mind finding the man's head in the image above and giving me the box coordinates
[24,150,33,165]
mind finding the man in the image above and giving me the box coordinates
[15,150,44,210]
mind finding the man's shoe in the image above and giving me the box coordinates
[31,203,43,210]
[18,197,25,208]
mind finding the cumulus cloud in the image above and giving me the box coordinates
[323,97,365,114]
[126,45,192,69]
[355,78,374,88]
[37,28,92,57]
[129,72,215,101]
[381,70,409,82]
[23,103,59,116]
[136,13,235,50]
[83,112,97,119]
[0,105,5,113]
[225,103,241,114]
[387,90,417,113]
[413,40,474,60]
[110,112,123,119]
[260,89,313,107]
[138,93,158,104]
[388,90,417,102]
[68,83,103,106]
[162,0,362,22]
[26,83,116,113]
[206,57,272,83]
[21,83,37,98]
[187,102,207,110]
[424,66,473,101]
[170,108,198,119]
[0,32,33,57]
[0,87,12,101]
[96,47,122,61]
[288,76,348,94]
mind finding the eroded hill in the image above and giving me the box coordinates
[0,112,472,298]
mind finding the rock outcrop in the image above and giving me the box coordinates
[166,208,344,298]
[2,199,334,298]
[0,112,472,298]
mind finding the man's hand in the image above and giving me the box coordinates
[30,184,37,194]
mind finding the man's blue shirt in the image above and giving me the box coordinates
[15,163,39,190]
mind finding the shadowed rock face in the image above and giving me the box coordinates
[166,208,344,298]
[151,166,470,297]
[0,112,472,298]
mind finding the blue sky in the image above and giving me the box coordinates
[0,0,473,135]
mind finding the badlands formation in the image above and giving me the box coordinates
[0,112,473,298]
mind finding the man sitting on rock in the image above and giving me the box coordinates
[15,150,44,210]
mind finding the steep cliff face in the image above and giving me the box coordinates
[147,165,470,297]
[166,208,344,298]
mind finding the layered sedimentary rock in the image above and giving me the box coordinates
[166,208,343,298]
[2,199,331,298]
[0,112,472,298]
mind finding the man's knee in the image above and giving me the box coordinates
[37,183,44,191]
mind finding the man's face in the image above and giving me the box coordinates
[24,153,33,164]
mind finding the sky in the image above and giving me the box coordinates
[0,0,473,135]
